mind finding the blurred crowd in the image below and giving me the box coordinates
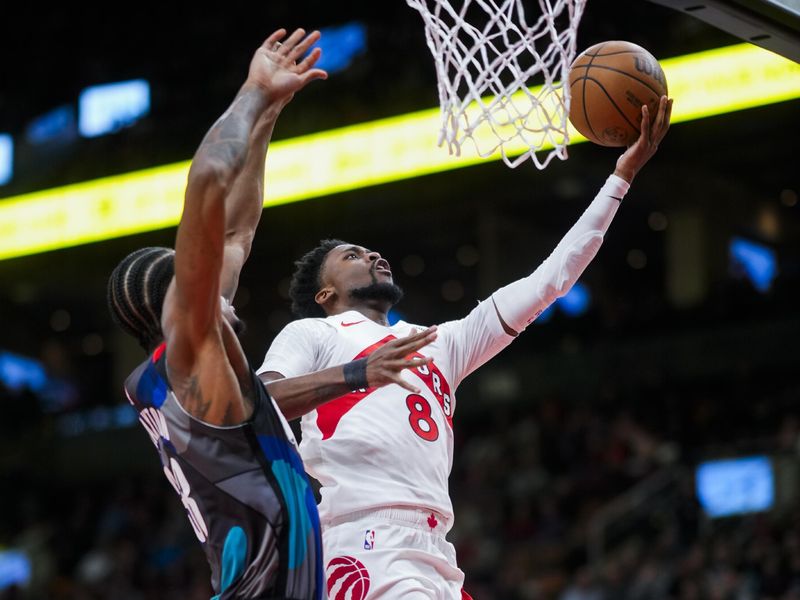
[1,367,799,599]
[449,375,800,600]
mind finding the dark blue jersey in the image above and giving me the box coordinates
[124,344,323,600]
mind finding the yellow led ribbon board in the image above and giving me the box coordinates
[0,44,798,261]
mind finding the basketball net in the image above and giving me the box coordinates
[406,0,588,168]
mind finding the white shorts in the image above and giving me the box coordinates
[322,507,472,600]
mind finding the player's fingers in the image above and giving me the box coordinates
[640,104,651,144]
[299,68,328,84]
[403,332,438,351]
[384,357,428,374]
[297,47,324,72]
[663,98,674,132]
[404,357,433,369]
[379,329,436,361]
[653,96,667,134]
[388,328,436,352]
[391,337,436,359]
[403,326,438,343]
[281,28,307,54]
[290,30,321,62]
[394,377,421,394]
[391,356,431,367]
[263,29,287,50]
[377,328,417,354]
[652,96,662,122]
[653,97,671,143]
[409,325,437,336]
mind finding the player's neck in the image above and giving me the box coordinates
[332,301,390,326]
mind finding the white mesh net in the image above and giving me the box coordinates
[406,0,588,168]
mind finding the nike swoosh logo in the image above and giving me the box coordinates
[341,320,366,327]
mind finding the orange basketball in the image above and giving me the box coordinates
[568,41,668,147]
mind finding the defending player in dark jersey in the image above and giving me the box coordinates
[107,29,328,599]
[124,335,320,598]
[107,28,437,600]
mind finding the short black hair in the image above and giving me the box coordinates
[107,247,175,353]
[288,239,346,319]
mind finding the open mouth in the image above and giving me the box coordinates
[374,258,392,275]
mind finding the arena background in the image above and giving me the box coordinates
[1,2,799,598]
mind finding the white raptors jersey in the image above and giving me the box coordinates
[258,300,513,529]
[259,174,626,533]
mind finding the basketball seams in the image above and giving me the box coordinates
[585,78,642,141]
[567,40,666,147]
[579,42,606,150]
[578,49,648,58]
[568,64,666,97]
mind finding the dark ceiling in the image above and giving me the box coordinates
[0,0,752,191]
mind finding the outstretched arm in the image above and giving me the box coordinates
[491,96,673,335]
[436,97,673,386]
[218,112,276,303]
[219,29,326,302]
[163,29,326,424]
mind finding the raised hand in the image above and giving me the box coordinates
[247,28,328,103]
[365,327,439,393]
[614,95,673,183]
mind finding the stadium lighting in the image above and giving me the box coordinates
[25,105,78,145]
[730,237,778,293]
[78,79,151,138]
[313,22,367,74]
[0,134,13,186]
[696,456,775,518]
[0,44,798,261]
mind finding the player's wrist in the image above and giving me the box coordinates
[233,82,273,119]
[242,77,295,109]
[343,358,369,391]
[613,165,637,185]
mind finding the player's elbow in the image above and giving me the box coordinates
[544,234,604,300]
[538,273,577,304]
[187,159,234,204]
[224,227,256,256]
[538,282,566,305]
[259,371,285,385]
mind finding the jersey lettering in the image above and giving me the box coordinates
[432,372,442,396]
[315,334,457,440]
[138,406,169,447]
[406,394,439,442]
[164,457,209,542]
[411,356,454,429]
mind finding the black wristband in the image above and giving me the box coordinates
[343,358,369,390]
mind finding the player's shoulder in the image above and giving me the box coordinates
[280,315,339,334]
[390,318,429,333]
[124,345,169,409]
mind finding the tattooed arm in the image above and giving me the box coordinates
[162,29,327,425]
[219,28,326,302]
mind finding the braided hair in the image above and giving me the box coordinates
[107,247,175,353]
[288,239,346,319]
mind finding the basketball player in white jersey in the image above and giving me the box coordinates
[258,96,673,599]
